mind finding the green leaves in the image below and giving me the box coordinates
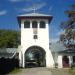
[0,30,19,48]
[60,4,75,48]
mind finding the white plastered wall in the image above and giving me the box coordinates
[57,55,63,68]
[19,18,54,68]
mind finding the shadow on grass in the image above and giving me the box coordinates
[0,58,19,75]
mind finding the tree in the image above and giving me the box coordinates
[60,4,75,48]
[0,30,20,48]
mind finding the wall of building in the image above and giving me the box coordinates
[19,18,54,68]
[21,19,49,53]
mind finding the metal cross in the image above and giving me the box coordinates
[32,4,37,13]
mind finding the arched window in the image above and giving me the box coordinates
[40,21,45,28]
[32,21,38,28]
[24,21,30,28]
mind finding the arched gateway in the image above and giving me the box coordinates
[25,46,46,68]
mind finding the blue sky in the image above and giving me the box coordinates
[0,0,75,42]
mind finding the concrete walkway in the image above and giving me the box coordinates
[51,68,71,75]
[8,68,71,75]
[9,67,52,75]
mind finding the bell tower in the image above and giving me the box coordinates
[17,13,54,68]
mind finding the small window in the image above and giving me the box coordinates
[40,21,45,28]
[32,21,38,28]
[24,21,30,28]
[33,35,38,39]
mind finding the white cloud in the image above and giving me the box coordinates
[50,38,59,43]
[24,0,32,1]
[9,0,23,2]
[21,3,46,12]
[0,10,7,16]
[50,30,65,43]
[9,0,31,2]
[49,6,53,12]
[57,30,65,36]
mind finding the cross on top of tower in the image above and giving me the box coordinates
[21,3,46,13]
[32,3,37,13]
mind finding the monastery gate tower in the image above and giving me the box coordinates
[17,13,54,68]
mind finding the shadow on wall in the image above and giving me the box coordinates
[0,58,19,75]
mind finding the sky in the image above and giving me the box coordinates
[0,0,75,42]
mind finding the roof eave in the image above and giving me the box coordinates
[17,16,53,27]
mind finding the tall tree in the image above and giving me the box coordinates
[60,4,75,48]
[0,30,20,48]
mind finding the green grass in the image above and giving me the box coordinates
[7,68,22,75]
[69,68,75,75]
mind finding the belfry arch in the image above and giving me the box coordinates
[25,46,46,68]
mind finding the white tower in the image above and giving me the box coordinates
[17,13,54,68]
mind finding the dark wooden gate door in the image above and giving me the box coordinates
[63,56,69,68]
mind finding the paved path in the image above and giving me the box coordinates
[51,68,71,75]
[9,67,52,75]
[8,68,71,75]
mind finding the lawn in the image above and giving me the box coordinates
[7,68,22,75]
[69,68,75,75]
